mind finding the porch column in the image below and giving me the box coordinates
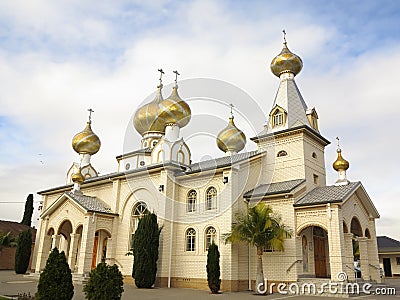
[33,216,50,272]
[52,234,61,250]
[77,214,96,274]
[327,204,346,280]
[344,233,354,280]
[68,233,81,272]
[367,218,381,283]
[358,237,370,281]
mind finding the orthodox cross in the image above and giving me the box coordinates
[336,136,340,149]
[88,108,94,123]
[229,103,234,117]
[283,29,287,44]
[173,70,180,86]
[158,68,165,85]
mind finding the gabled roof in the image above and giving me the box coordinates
[177,150,260,176]
[377,236,400,253]
[244,179,305,199]
[64,191,112,214]
[0,220,36,240]
[41,191,115,218]
[294,182,360,207]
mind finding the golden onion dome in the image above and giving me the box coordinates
[159,86,191,128]
[333,149,350,172]
[72,121,101,155]
[217,116,246,153]
[71,168,85,184]
[270,39,303,77]
[133,85,166,136]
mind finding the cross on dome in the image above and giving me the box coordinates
[158,68,165,86]
[173,70,180,86]
[88,108,94,123]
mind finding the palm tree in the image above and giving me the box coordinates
[225,202,292,294]
[0,231,17,253]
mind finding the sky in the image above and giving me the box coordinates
[0,0,399,240]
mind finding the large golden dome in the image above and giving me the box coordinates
[270,40,303,77]
[159,86,191,128]
[333,149,349,172]
[133,85,166,136]
[217,116,246,153]
[72,121,101,155]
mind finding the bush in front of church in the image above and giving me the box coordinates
[207,243,221,294]
[132,212,162,288]
[83,262,124,300]
[36,248,74,300]
[14,229,32,274]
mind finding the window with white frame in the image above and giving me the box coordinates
[273,110,284,127]
[130,202,148,250]
[205,226,217,250]
[206,187,217,210]
[187,190,197,212]
[186,228,196,252]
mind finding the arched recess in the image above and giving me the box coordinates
[298,225,330,278]
[91,229,112,269]
[350,217,363,237]
[365,228,371,239]
[58,220,73,260]
[129,202,149,251]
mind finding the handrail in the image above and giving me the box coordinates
[105,257,123,268]
[346,264,355,272]
[287,259,302,273]
[368,263,380,270]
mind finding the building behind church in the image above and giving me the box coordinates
[32,35,382,291]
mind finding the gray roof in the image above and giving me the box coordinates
[244,179,305,199]
[116,148,152,160]
[377,236,400,253]
[65,191,113,214]
[294,182,360,207]
[180,151,260,175]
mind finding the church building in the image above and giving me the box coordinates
[32,35,382,291]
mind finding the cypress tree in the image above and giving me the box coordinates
[36,248,74,300]
[206,243,221,294]
[21,194,34,226]
[132,213,161,288]
[14,229,32,274]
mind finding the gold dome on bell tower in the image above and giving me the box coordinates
[270,30,303,77]
[72,109,101,155]
[217,105,246,155]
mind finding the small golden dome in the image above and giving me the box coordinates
[333,149,350,171]
[72,121,101,155]
[133,85,166,136]
[270,39,303,77]
[159,86,191,128]
[217,117,246,153]
[71,168,85,184]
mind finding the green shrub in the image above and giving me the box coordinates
[132,213,161,288]
[14,229,32,274]
[36,248,74,300]
[83,262,124,300]
[206,243,221,293]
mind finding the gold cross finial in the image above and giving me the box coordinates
[158,68,165,85]
[229,103,234,117]
[88,108,94,123]
[173,70,180,86]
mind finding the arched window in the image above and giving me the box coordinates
[312,152,317,159]
[177,151,185,164]
[186,228,196,252]
[277,150,287,157]
[187,190,197,212]
[205,226,217,250]
[206,187,217,210]
[130,202,148,250]
[273,110,284,127]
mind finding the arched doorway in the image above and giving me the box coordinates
[91,229,111,269]
[298,225,329,278]
[58,220,73,260]
[351,217,363,261]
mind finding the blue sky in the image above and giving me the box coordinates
[0,0,399,240]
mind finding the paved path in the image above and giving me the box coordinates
[0,271,399,300]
